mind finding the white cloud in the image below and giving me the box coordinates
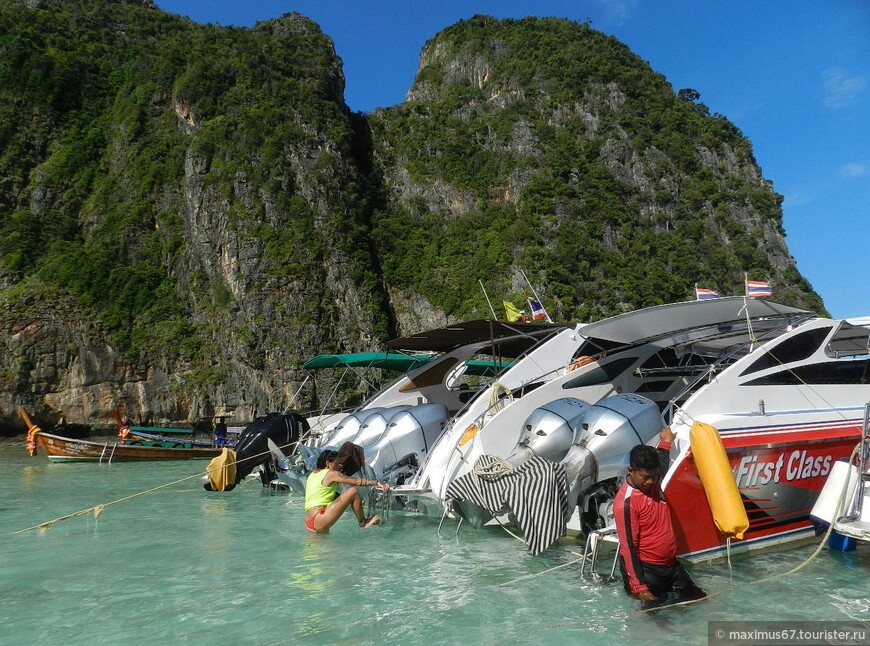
[840,163,870,179]
[783,190,812,208]
[592,0,640,25]
[823,68,866,109]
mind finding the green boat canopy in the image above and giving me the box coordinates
[302,352,511,376]
[302,352,435,371]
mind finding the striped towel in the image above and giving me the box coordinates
[445,455,568,555]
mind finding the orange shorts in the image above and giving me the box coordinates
[305,507,326,532]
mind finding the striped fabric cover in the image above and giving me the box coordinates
[445,455,568,555]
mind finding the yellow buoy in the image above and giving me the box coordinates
[689,421,749,540]
[206,448,237,491]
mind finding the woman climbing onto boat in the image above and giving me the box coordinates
[304,449,389,533]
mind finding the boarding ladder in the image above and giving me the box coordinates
[580,526,620,581]
[366,486,391,525]
[837,402,870,532]
[99,442,118,464]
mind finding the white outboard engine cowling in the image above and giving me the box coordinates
[370,403,448,481]
[319,408,385,449]
[562,393,663,527]
[574,393,663,482]
[350,405,412,449]
[506,398,591,465]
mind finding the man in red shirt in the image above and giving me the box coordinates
[614,427,705,604]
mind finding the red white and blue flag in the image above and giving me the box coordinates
[526,297,548,321]
[695,287,720,300]
[745,279,772,298]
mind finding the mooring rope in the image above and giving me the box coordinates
[636,440,862,613]
[5,440,300,535]
[489,438,863,644]
[499,551,586,587]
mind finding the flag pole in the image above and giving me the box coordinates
[479,279,498,319]
[520,268,552,323]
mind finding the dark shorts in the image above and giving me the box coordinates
[619,556,704,599]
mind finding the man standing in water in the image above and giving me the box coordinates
[614,428,705,604]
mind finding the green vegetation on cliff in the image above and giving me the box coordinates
[369,15,821,321]
[0,3,824,423]
[0,0,386,364]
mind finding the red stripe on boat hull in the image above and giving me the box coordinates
[666,423,860,558]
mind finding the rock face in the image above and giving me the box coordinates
[0,6,823,433]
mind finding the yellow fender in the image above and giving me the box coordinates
[206,448,237,491]
[689,421,749,540]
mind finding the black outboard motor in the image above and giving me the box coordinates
[203,412,308,490]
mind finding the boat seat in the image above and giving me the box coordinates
[581,526,620,581]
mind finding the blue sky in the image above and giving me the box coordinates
[156,1,869,319]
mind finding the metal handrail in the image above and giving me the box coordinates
[839,402,870,522]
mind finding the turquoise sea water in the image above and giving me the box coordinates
[1,441,869,646]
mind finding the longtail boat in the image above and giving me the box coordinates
[32,431,223,463]
[20,408,221,463]
[111,409,238,448]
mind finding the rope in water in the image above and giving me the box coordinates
[5,440,300,536]
[486,511,849,645]
[637,440,861,613]
[492,439,863,638]
[499,551,586,587]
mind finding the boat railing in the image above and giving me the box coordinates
[661,320,802,426]
[839,402,870,522]
[441,360,575,447]
[580,526,620,580]
[633,364,723,378]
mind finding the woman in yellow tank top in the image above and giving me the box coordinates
[304,449,390,533]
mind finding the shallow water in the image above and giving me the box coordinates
[1,442,869,645]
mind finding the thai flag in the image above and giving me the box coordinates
[695,287,720,300]
[746,280,772,298]
[526,297,547,321]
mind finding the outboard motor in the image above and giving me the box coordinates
[349,405,412,449]
[506,398,591,466]
[318,408,385,449]
[203,412,308,490]
[277,407,422,495]
[370,403,449,483]
[561,393,662,533]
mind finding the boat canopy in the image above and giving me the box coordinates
[578,297,812,345]
[387,319,572,354]
[302,351,510,376]
[302,352,435,371]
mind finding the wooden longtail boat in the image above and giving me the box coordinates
[20,407,222,462]
[111,409,237,448]
[124,429,218,448]
[32,431,223,463]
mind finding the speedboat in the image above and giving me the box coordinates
[296,351,439,438]
[401,298,810,513]
[663,313,870,559]
[277,320,586,493]
[415,298,870,560]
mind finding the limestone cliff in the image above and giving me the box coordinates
[0,4,823,433]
